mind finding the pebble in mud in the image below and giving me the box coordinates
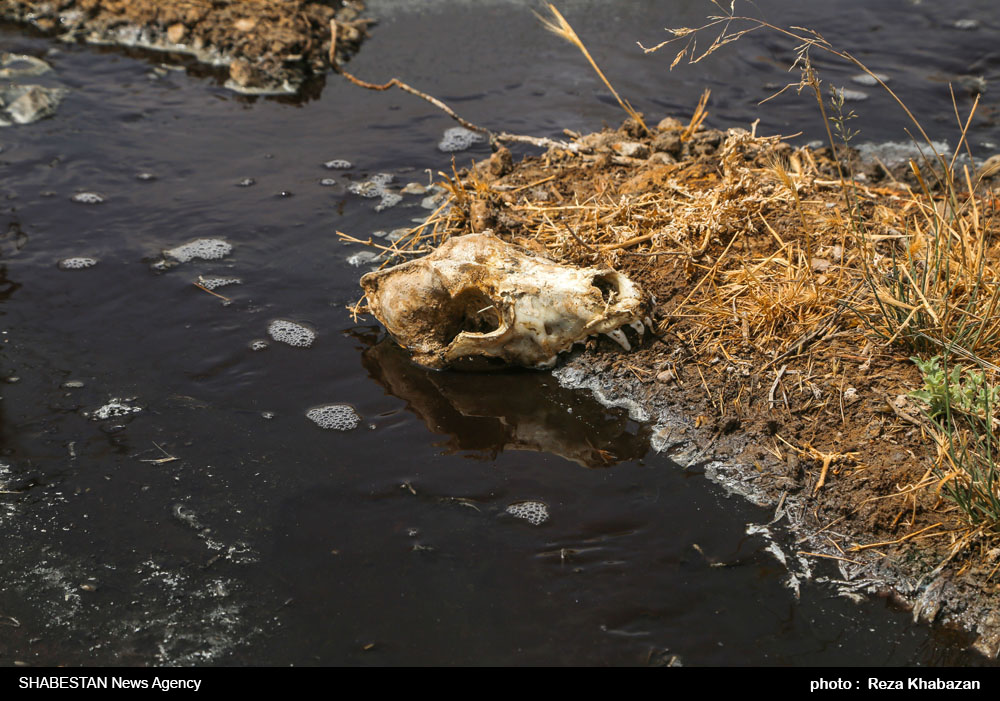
[305,404,360,431]
[506,501,549,526]
[267,319,315,348]
[58,257,97,270]
[438,126,485,152]
[165,238,232,263]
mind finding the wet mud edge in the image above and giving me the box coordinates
[552,351,1000,657]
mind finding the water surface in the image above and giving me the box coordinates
[1,0,998,665]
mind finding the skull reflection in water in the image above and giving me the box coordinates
[360,232,648,369]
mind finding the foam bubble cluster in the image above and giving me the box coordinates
[348,173,400,211]
[197,276,241,290]
[267,319,315,347]
[59,257,97,270]
[72,192,105,204]
[506,501,549,526]
[438,127,485,152]
[324,159,352,169]
[92,398,142,420]
[306,404,360,431]
[166,238,232,263]
[250,340,269,351]
[346,250,378,267]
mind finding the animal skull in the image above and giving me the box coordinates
[360,232,648,369]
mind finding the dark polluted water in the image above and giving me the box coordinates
[1,0,999,666]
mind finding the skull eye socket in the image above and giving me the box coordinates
[592,273,620,304]
[448,288,502,338]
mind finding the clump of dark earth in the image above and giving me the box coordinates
[0,0,371,94]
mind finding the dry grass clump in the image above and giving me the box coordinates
[341,1,1000,543]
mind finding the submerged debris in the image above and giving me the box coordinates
[0,84,65,126]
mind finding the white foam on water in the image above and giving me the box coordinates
[324,159,352,169]
[58,257,97,270]
[506,501,549,525]
[438,126,485,152]
[267,319,315,348]
[346,250,378,267]
[850,72,889,86]
[197,276,241,290]
[250,340,269,351]
[71,192,104,204]
[92,398,141,420]
[306,404,360,431]
[348,173,400,211]
[166,238,232,262]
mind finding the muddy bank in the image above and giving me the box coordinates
[0,0,370,94]
[359,116,1000,656]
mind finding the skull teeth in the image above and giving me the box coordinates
[604,328,631,351]
[629,320,645,337]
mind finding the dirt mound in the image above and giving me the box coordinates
[351,114,1000,656]
[0,0,370,94]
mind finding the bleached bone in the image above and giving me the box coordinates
[360,232,647,369]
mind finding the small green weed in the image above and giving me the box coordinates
[910,355,1000,530]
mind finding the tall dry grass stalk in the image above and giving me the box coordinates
[646,0,1000,531]
[536,3,649,134]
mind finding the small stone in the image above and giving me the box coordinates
[228,58,260,88]
[489,146,513,177]
[656,116,683,131]
[166,23,187,44]
[612,141,649,159]
[651,131,682,157]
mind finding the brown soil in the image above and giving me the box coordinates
[360,115,1000,656]
[0,0,371,93]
